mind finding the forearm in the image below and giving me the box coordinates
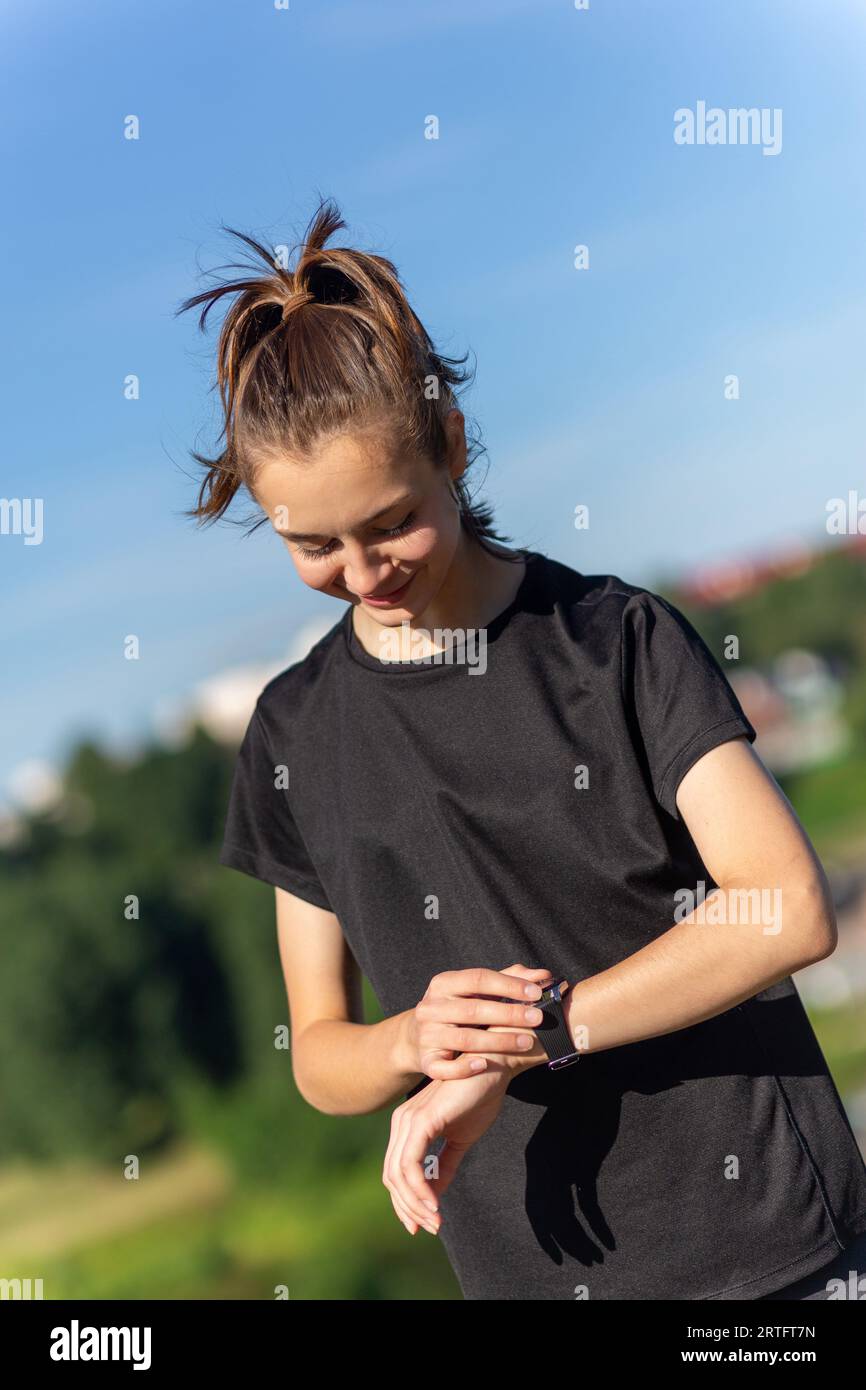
[294,871,825,1113]
[560,876,834,1059]
[292,1010,423,1116]
[425,877,836,1088]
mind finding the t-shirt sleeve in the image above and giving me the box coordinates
[219,701,334,912]
[620,589,757,820]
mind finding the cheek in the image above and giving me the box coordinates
[401,524,443,564]
[287,550,345,593]
[403,502,461,565]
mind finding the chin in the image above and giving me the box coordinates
[389,609,416,623]
[372,602,418,624]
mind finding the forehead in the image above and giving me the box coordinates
[252,430,432,535]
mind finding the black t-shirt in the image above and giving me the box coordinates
[220,549,866,1300]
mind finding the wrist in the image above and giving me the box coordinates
[480,1028,548,1076]
[390,1009,422,1083]
[481,982,585,1076]
[509,1039,549,1074]
[561,983,588,1058]
[518,980,584,1071]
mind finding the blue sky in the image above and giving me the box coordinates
[2,0,865,805]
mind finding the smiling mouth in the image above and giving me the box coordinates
[360,572,417,605]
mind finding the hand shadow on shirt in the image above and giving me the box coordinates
[505,991,827,1269]
[515,1066,620,1267]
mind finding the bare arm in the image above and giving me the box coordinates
[275,888,548,1115]
[275,887,422,1115]
[556,737,837,1059]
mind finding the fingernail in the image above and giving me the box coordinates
[517,1034,534,1048]
[424,1201,438,1213]
[524,1007,543,1023]
[469,1058,487,1072]
[524,984,542,998]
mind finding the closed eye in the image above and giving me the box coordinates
[296,510,416,561]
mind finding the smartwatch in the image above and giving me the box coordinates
[535,979,581,1070]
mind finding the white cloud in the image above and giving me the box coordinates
[6,759,63,814]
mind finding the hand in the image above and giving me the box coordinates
[397,963,553,1081]
[382,1065,510,1237]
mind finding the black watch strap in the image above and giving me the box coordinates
[537,980,581,1070]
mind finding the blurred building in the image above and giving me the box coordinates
[677,532,866,608]
[153,614,336,747]
[729,652,848,776]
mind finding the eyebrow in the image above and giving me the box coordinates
[276,491,415,543]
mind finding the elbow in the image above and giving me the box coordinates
[293,1073,330,1115]
[291,1048,363,1118]
[302,1092,370,1119]
[290,1041,331,1115]
[291,1058,343,1116]
[786,872,838,968]
[802,913,838,965]
[293,1070,347,1117]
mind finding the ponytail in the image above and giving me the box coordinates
[176,196,515,555]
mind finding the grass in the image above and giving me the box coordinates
[0,1143,460,1300]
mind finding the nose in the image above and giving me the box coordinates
[341,549,401,599]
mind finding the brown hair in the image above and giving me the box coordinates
[176,196,518,558]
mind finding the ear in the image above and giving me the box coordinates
[444,409,468,481]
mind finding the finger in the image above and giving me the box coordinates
[418,992,546,1038]
[396,1119,444,1232]
[384,1153,427,1235]
[386,1100,439,1234]
[426,1024,539,1057]
[431,966,550,1002]
[390,1189,421,1235]
[503,964,555,978]
[425,996,546,1030]
[384,1105,438,1233]
[424,1052,491,1080]
[384,1167,422,1235]
[383,1101,419,1195]
[494,963,554,992]
[416,1043,498,1079]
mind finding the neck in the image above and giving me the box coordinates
[352,536,526,659]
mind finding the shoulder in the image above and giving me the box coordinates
[533,553,677,632]
[530,554,712,686]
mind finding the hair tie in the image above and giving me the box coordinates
[281,288,316,322]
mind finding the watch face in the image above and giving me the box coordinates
[541,981,564,1005]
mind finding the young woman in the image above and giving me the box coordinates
[181,198,866,1301]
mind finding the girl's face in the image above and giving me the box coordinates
[251,412,467,626]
